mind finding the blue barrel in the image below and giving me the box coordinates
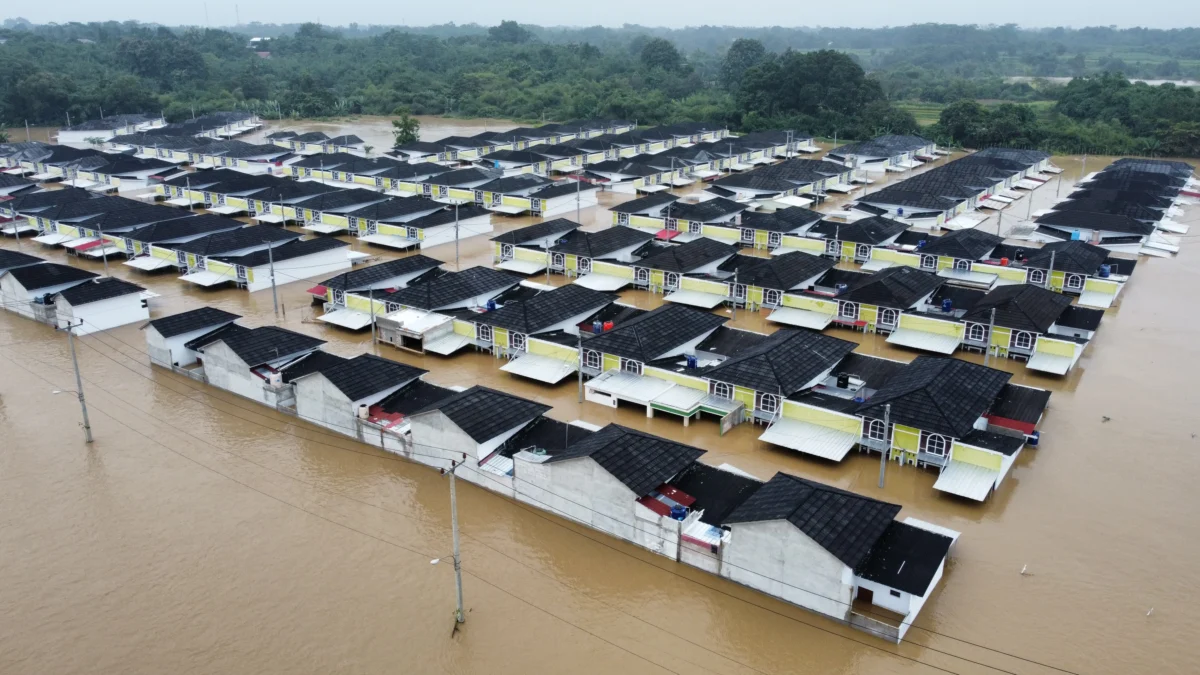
[1028,431,1040,447]
[1098,264,1110,278]
[686,354,698,369]
[1070,230,1081,241]
[941,298,953,313]
[669,505,688,521]
[917,240,927,248]
[835,283,849,294]
[486,299,497,311]
[592,320,604,334]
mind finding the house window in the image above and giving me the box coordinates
[1065,273,1084,290]
[194,257,207,271]
[333,289,346,305]
[1012,331,1034,350]
[348,217,359,231]
[551,253,565,269]
[663,272,680,289]
[509,332,527,352]
[635,267,650,283]
[236,266,247,281]
[311,211,322,224]
[733,284,747,300]
[578,257,592,273]
[740,228,755,244]
[755,392,780,415]
[967,323,988,342]
[477,324,493,343]
[768,232,782,248]
[665,218,679,231]
[500,244,514,260]
[711,381,734,400]
[954,258,971,271]
[920,255,937,270]
[878,308,898,327]
[176,250,188,266]
[621,358,643,375]
[406,227,418,240]
[617,212,630,225]
[839,301,858,319]
[825,239,840,255]
[1028,268,1046,285]
[491,192,503,206]
[689,221,703,234]
[856,243,870,259]
[865,418,889,442]
[375,177,384,188]
[303,168,312,177]
[763,288,782,306]
[889,589,902,598]
[921,432,949,457]
[584,350,601,370]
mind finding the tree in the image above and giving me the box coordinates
[640,38,682,72]
[84,136,106,148]
[391,108,420,145]
[488,21,533,44]
[0,127,8,143]
[719,38,767,90]
[363,144,374,157]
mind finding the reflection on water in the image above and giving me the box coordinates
[2,120,1199,674]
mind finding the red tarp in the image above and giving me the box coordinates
[306,285,328,297]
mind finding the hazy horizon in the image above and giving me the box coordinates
[3,1,1197,31]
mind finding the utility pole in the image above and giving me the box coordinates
[441,460,466,624]
[369,287,377,349]
[453,201,460,271]
[983,307,996,367]
[877,404,890,488]
[1046,250,1056,291]
[97,221,110,277]
[266,242,280,320]
[186,175,194,213]
[575,174,582,225]
[996,205,1003,237]
[58,320,94,443]
[25,120,30,142]
[731,268,739,320]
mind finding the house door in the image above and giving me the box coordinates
[857,587,874,604]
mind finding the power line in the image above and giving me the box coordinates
[13,322,1082,675]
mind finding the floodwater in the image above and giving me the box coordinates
[2,117,1199,675]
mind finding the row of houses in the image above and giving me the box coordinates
[0,251,151,335]
[141,304,961,642]
[57,111,261,147]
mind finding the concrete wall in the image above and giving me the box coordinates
[294,373,356,437]
[408,411,516,497]
[58,295,149,336]
[0,274,34,317]
[146,324,234,368]
[721,520,853,620]
[200,340,272,405]
[246,248,350,293]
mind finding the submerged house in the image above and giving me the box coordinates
[290,353,428,440]
[632,237,738,300]
[736,206,824,251]
[551,226,655,287]
[492,218,583,274]
[53,277,149,335]
[165,225,303,286]
[830,265,946,340]
[193,325,326,407]
[203,237,351,293]
[313,255,444,330]
[374,267,522,355]
[730,250,837,316]
[808,216,910,263]
[0,250,46,276]
[0,263,98,321]
[826,135,935,172]
[145,307,242,367]
[959,284,1103,375]
[1001,240,1132,308]
[119,214,248,271]
[609,193,679,228]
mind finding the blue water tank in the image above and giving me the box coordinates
[853,396,865,403]
[1070,230,1081,241]
[835,283,849,294]
[917,240,927,249]
[669,505,688,521]
[485,300,497,311]
[686,354,698,369]
[1098,264,1111,278]
[1028,430,1041,447]
[897,207,905,216]
[592,320,604,334]
[941,298,953,313]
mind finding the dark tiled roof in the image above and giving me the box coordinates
[404,205,492,230]
[739,207,823,233]
[376,379,457,416]
[173,225,302,255]
[3,187,97,213]
[345,197,444,223]
[840,266,942,309]
[476,174,554,194]
[242,180,344,202]
[634,237,736,273]
[667,197,748,223]
[148,307,241,338]
[313,354,427,402]
[917,228,1003,260]
[0,249,45,272]
[183,322,250,351]
[5,262,97,290]
[57,277,145,305]
[546,424,705,497]
[959,429,1025,456]
[856,522,953,596]
[289,189,390,212]
[1055,305,1104,332]
[858,190,959,213]
[1054,198,1164,222]
[422,167,499,186]
[610,193,679,214]
[549,226,654,258]
[827,134,931,159]
[987,384,1051,425]
[810,216,909,245]
[583,304,727,362]
[207,326,325,367]
[668,462,764,526]
[962,284,1071,334]
[504,417,596,458]
[1034,210,1155,236]
[527,180,599,200]
[281,350,348,383]
[413,385,550,443]
[733,251,835,291]
[858,356,1012,438]
[725,472,902,569]
[834,353,907,389]
[123,215,246,243]
[476,284,615,334]
[1022,240,1109,275]
[215,237,349,268]
[319,255,442,291]
[490,218,581,245]
[704,329,856,395]
[382,266,519,310]
[929,284,986,314]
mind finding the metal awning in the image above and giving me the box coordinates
[2,167,29,175]
[191,162,215,169]
[1077,290,1116,309]
[664,289,726,309]
[496,258,547,274]
[206,205,244,215]
[978,200,1009,210]
[1,222,38,234]
[885,165,907,173]
[387,307,451,335]
[31,233,74,245]
[139,289,161,300]
[937,268,997,287]
[773,194,815,208]
[66,180,99,189]
[29,172,57,181]
[636,184,670,193]
[347,250,373,263]
[80,244,120,258]
[729,162,752,171]
[1015,179,1043,190]
[358,233,418,250]
[586,370,675,405]
[669,177,695,187]
[691,169,720,179]
[302,223,348,234]
[860,259,894,272]
[166,197,198,207]
[1157,220,1189,234]
[987,195,1015,204]
[766,307,834,330]
[1025,351,1074,375]
[886,328,962,354]
[63,236,101,250]
[758,418,859,461]
[488,204,529,214]
[1043,165,1064,174]
[178,270,231,286]
[87,182,117,193]
[125,256,176,271]
[944,214,990,230]
[1146,232,1180,253]
[254,213,286,223]
[317,308,374,330]
[574,273,631,291]
[998,189,1024,200]
[423,332,472,355]
[1139,246,1172,258]
[932,462,998,501]
[501,352,578,384]
[825,182,857,193]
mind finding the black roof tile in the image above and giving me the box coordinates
[610,193,679,214]
[856,521,953,596]
[307,354,427,401]
[1022,240,1109,275]
[203,326,325,367]
[147,307,241,338]
[4,262,97,290]
[987,384,1051,425]
[319,255,442,291]
[381,266,519,310]
[173,225,302,255]
[739,206,823,233]
[546,424,705,497]
[725,472,902,568]
[916,228,1003,260]
[809,216,909,245]
[634,237,736,273]
[123,214,246,243]
[962,284,1072,333]
[858,356,1011,438]
[1035,210,1155,236]
[668,462,764,526]
[549,226,654,258]
[413,385,550,443]
[583,304,727,362]
[182,322,250,352]
[840,266,943,309]
[57,277,145,305]
[476,284,615,334]
[730,251,835,291]
[704,329,856,395]
[0,249,45,273]
[491,218,581,245]
[666,197,748,223]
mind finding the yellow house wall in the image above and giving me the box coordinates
[644,367,708,391]
[453,319,475,337]
[951,442,1003,470]
[528,339,578,362]
[1035,336,1076,357]
[898,313,966,338]
[871,248,920,267]
[602,353,621,371]
[701,224,740,241]
[780,401,861,434]
[780,294,838,314]
[591,261,633,279]
[778,235,826,254]
[679,277,729,296]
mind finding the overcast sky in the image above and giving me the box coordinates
[3,0,1196,30]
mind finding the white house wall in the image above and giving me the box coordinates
[245,248,350,293]
[407,411,516,497]
[57,295,149,335]
[721,519,853,620]
[420,215,493,250]
[199,341,272,405]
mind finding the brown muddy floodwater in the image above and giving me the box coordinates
[2,119,1199,675]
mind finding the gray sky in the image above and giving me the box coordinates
[3,0,1196,29]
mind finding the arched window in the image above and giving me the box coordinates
[1013,331,1034,350]
[839,301,858,319]
[922,433,948,456]
[1027,268,1046,285]
[476,324,493,343]
[954,258,971,271]
[826,239,840,255]
[763,289,782,306]
[711,381,734,400]
[878,308,898,327]
[621,358,643,375]
[1065,273,1084,290]
[856,243,871,259]
[583,350,601,370]
[921,255,937,269]
[865,419,889,442]
[663,272,680,289]
[967,323,988,342]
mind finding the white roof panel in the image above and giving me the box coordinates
[1077,290,1116,309]
[766,307,834,330]
[886,327,961,354]
[358,233,418,250]
[302,222,348,234]
[165,197,197,207]
[347,250,373,263]
[758,418,858,461]
[206,205,244,215]
[1015,179,1043,190]
[31,233,74,245]
[63,237,101,249]
[178,270,231,287]
[496,258,547,274]
[860,259,894,272]
[1157,220,1189,234]
[932,461,998,501]
[500,352,578,384]
[0,222,37,234]
[937,268,998,287]
[79,244,120,258]
[423,332,472,356]
[586,370,675,405]
[488,204,529,215]
[773,194,815,208]
[636,184,670,193]
[1025,351,1073,375]
[124,256,177,271]
[317,308,374,330]
[253,213,286,223]
[573,273,630,291]
[824,182,857,193]
[664,289,726,309]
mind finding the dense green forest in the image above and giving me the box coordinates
[0,19,1197,156]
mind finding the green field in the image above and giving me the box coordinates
[896,102,944,127]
